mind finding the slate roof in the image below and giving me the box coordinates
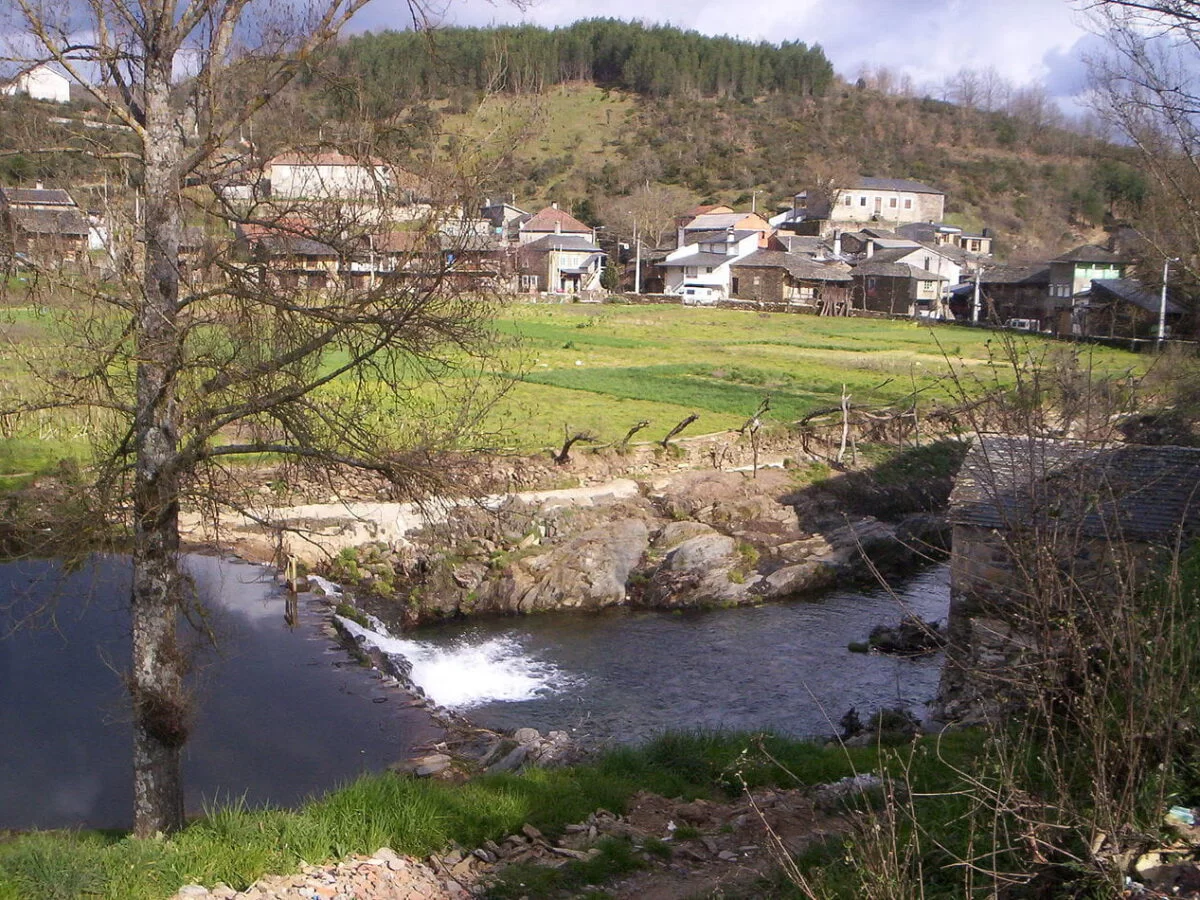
[523,233,600,253]
[949,435,1200,544]
[256,234,338,257]
[521,206,591,235]
[732,250,852,281]
[7,207,89,236]
[1052,244,1127,265]
[854,176,944,195]
[1087,278,1183,315]
[0,187,76,207]
[685,212,769,232]
[854,259,947,280]
[979,264,1052,285]
[661,251,735,268]
[777,234,827,256]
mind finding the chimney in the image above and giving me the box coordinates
[551,201,558,210]
[833,229,842,257]
[866,241,874,259]
[35,181,43,190]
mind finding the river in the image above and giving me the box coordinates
[356,563,951,747]
[0,554,440,830]
[1,554,949,830]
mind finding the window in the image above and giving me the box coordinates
[904,199,912,209]
[685,266,698,277]
[868,277,877,289]
[520,274,539,291]
[889,197,897,208]
[844,195,853,206]
[860,197,867,206]
[923,281,934,290]
[924,256,931,270]
[798,286,814,300]
[970,240,980,252]
[752,276,761,286]
[704,267,713,274]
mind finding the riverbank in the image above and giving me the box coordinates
[0,729,988,900]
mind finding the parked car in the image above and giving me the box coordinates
[674,283,722,305]
[1003,318,1042,332]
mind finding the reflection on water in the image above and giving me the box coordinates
[0,554,440,830]
[395,564,951,746]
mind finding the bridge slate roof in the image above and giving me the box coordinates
[949,435,1200,545]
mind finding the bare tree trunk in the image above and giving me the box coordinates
[130,64,188,838]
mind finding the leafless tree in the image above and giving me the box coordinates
[0,0,509,836]
[1082,0,1200,323]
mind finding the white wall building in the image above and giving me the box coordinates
[659,228,762,297]
[1,63,72,104]
[267,151,392,202]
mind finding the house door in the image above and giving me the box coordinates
[873,196,882,216]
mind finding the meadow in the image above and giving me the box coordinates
[0,299,1145,479]
[489,302,1142,451]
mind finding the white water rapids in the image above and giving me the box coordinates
[317,576,575,709]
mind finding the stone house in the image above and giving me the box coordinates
[0,185,90,265]
[791,177,945,236]
[852,254,947,316]
[938,435,1200,721]
[730,250,852,312]
[946,264,1052,324]
[516,233,604,293]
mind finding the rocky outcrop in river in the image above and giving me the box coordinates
[329,446,957,628]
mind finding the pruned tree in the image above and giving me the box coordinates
[0,0,509,837]
[1082,0,1200,329]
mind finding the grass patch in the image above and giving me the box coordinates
[0,729,987,900]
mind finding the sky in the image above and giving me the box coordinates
[352,0,1103,108]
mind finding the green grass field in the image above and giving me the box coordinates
[490,303,1142,450]
[0,300,1145,477]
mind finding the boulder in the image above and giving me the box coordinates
[760,560,838,599]
[867,616,947,655]
[644,532,760,608]
[488,519,649,613]
[652,520,718,549]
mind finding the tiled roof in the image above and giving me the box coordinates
[521,206,591,235]
[732,250,852,281]
[950,435,1200,544]
[685,212,768,232]
[1051,244,1127,264]
[1,187,75,207]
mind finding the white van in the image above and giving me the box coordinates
[675,283,722,305]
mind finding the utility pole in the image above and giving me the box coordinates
[634,224,641,295]
[972,265,981,324]
[1158,257,1177,351]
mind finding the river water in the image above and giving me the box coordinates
[0,554,440,830]
[1,554,949,830]
[365,563,952,747]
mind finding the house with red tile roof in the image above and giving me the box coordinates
[517,204,592,245]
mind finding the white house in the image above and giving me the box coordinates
[267,150,394,202]
[1,63,72,104]
[659,228,762,297]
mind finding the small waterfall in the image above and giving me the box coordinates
[325,576,577,710]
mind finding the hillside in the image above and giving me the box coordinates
[0,20,1148,259]
[302,22,1144,258]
